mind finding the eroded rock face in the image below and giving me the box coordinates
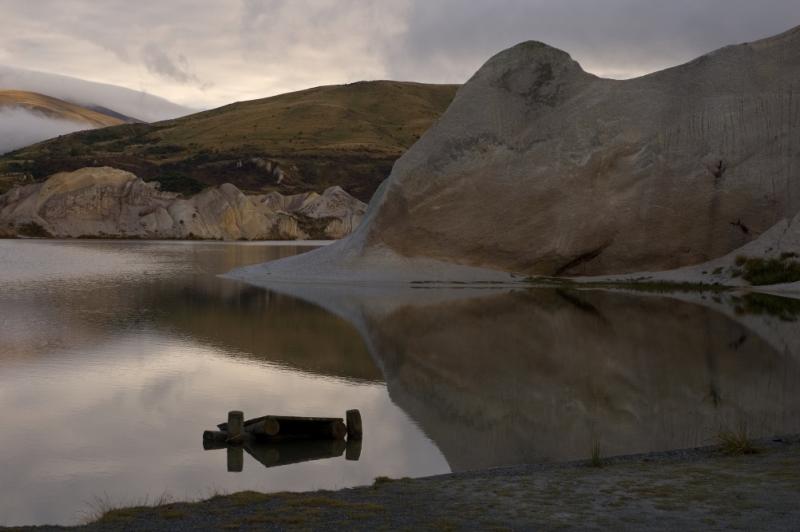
[294,26,800,277]
[0,167,366,240]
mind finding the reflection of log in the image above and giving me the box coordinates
[227,446,244,472]
[345,439,362,461]
[244,439,346,469]
[219,415,346,441]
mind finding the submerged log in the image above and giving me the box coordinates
[219,415,346,441]
[227,411,245,443]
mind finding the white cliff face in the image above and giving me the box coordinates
[0,167,367,240]
[236,26,800,282]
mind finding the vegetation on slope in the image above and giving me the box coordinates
[0,90,126,127]
[0,81,459,198]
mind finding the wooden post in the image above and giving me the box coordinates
[227,411,244,444]
[346,409,363,440]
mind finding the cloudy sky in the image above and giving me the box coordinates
[1,0,799,109]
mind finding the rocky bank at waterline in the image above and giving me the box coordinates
[229,25,800,290]
[0,167,366,240]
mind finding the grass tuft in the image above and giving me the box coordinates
[590,440,603,468]
[718,427,759,456]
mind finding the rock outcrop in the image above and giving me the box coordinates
[0,167,366,240]
[240,25,800,281]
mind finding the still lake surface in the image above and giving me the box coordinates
[1,240,799,526]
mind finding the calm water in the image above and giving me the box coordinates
[1,240,799,526]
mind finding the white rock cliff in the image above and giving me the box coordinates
[0,167,366,240]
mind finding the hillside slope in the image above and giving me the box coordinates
[0,81,459,200]
[0,90,126,127]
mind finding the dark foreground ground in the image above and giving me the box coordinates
[13,435,800,531]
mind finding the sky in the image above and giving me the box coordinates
[0,0,799,110]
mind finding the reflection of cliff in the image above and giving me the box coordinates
[367,289,800,470]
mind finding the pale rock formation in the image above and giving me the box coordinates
[0,167,366,240]
[236,25,800,282]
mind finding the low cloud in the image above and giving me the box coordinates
[0,107,91,154]
[0,65,193,122]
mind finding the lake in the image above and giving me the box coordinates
[1,240,799,526]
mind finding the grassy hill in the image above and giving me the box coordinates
[0,81,459,199]
[0,90,126,127]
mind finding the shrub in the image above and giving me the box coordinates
[739,255,800,286]
[149,173,205,196]
[717,427,758,456]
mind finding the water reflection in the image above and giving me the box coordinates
[0,241,447,527]
[203,439,361,472]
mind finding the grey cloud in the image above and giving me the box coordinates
[386,0,800,81]
[141,43,202,85]
[0,0,798,109]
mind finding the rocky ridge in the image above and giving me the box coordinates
[231,25,800,286]
[0,167,366,240]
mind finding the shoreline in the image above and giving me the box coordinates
[17,434,800,530]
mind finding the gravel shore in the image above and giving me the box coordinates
[14,434,800,531]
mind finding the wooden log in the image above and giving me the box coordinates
[203,430,229,443]
[346,409,363,440]
[246,417,280,436]
[217,415,279,435]
[203,439,228,451]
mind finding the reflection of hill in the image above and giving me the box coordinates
[0,242,379,382]
[149,281,380,382]
[252,284,800,472]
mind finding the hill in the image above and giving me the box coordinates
[0,90,127,127]
[0,81,459,199]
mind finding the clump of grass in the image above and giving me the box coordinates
[717,427,759,456]
[373,476,394,486]
[590,440,603,468]
[83,492,174,525]
[735,254,800,286]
